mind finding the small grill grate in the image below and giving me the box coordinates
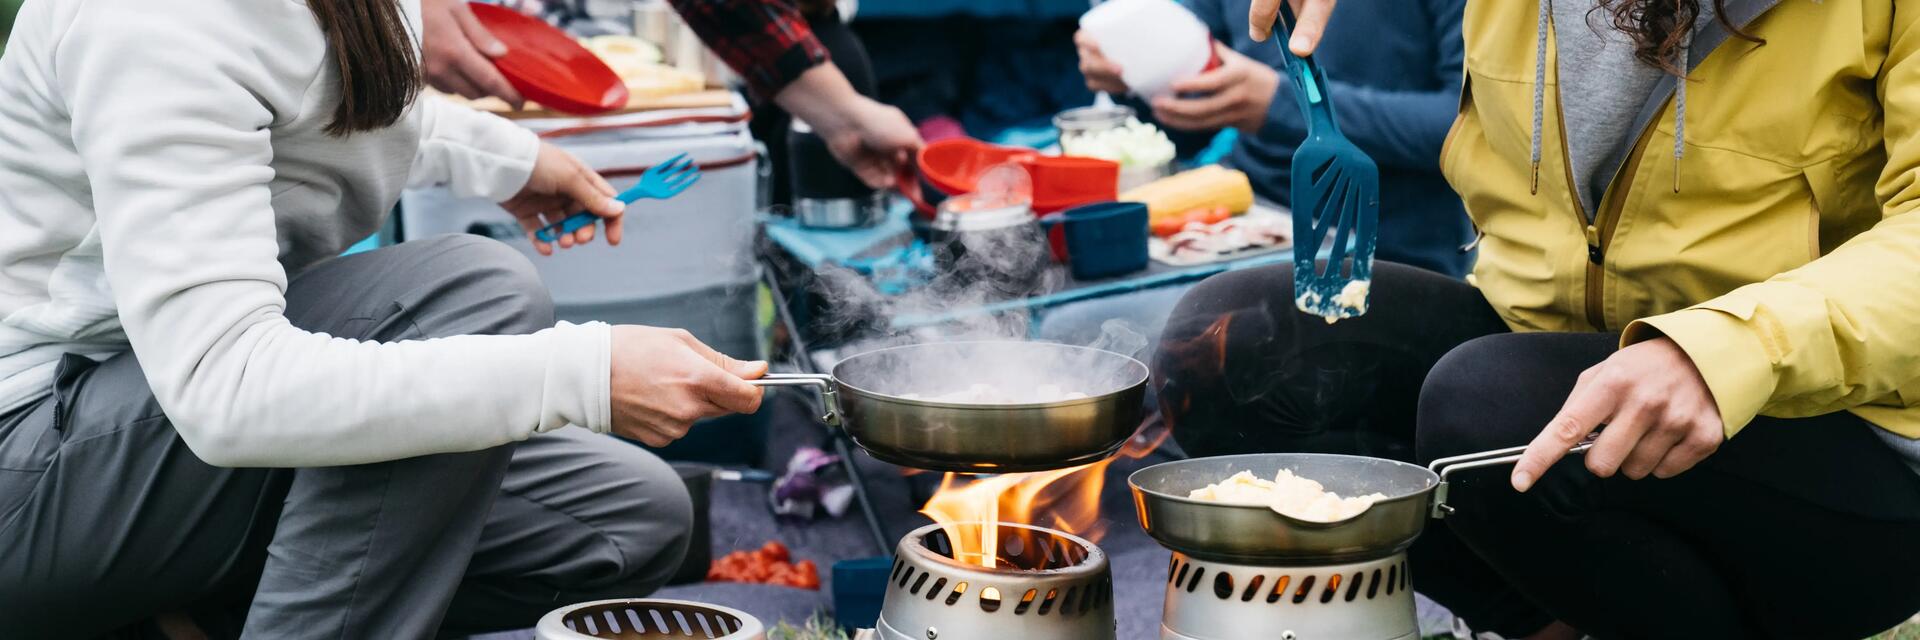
[535,599,762,640]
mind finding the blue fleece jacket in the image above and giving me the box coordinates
[1161,0,1474,277]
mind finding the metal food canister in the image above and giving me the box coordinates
[929,200,1051,292]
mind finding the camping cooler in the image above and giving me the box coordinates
[399,95,774,465]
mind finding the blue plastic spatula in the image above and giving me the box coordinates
[1275,5,1379,322]
[534,152,700,243]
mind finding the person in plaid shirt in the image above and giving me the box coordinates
[420,0,920,187]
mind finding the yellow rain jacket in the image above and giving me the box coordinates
[1441,0,1920,440]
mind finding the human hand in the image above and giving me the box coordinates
[817,96,922,188]
[609,326,768,447]
[1511,337,1724,492]
[776,65,924,188]
[500,142,624,255]
[1073,30,1129,95]
[422,0,526,107]
[1150,43,1280,133]
[1247,0,1338,56]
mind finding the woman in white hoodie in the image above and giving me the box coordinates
[0,0,770,636]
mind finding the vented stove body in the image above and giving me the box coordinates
[876,522,1116,640]
[1129,453,1452,640]
[1160,552,1417,640]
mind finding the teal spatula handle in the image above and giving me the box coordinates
[1273,4,1341,137]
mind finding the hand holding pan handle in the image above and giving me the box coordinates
[1426,435,1598,519]
[749,373,842,427]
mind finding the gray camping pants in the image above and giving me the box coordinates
[0,236,693,638]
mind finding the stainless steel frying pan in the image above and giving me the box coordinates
[752,341,1150,473]
[1128,440,1594,564]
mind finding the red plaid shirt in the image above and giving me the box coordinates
[668,0,831,101]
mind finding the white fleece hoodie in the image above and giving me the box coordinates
[0,0,612,466]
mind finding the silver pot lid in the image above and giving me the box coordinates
[933,202,1035,231]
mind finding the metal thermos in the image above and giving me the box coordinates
[788,119,887,228]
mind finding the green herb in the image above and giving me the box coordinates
[769,612,849,640]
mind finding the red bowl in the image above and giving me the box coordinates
[917,138,1029,196]
[910,138,1118,215]
[468,3,628,115]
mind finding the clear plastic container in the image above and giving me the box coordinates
[1055,104,1171,191]
[1054,103,1136,152]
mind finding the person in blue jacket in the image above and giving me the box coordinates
[1076,0,1472,278]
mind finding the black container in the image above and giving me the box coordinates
[666,462,715,586]
[787,122,872,202]
[787,121,886,228]
[831,556,894,630]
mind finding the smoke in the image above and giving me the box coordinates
[1087,318,1149,362]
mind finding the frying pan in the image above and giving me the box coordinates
[1128,439,1595,563]
[751,341,1149,473]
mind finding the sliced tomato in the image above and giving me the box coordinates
[1151,216,1188,238]
[1199,205,1233,225]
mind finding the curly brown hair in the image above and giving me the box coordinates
[1596,0,1764,74]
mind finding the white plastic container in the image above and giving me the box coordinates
[1078,0,1215,98]
[399,95,763,305]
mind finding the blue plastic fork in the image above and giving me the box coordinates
[534,152,701,243]
[1275,5,1380,322]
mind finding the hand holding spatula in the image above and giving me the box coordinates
[1271,3,1379,322]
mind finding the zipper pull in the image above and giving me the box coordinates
[1460,230,1484,253]
[1584,224,1602,264]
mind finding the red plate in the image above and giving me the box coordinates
[467,2,628,115]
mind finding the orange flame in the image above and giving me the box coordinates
[919,420,1170,568]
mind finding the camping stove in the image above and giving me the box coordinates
[876,522,1117,640]
[1159,552,1417,640]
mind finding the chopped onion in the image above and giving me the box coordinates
[1060,117,1177,168]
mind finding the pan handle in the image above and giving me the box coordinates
[1425,435,1598,519]
[750,374,843,427]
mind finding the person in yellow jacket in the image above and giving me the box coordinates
[1154,0,1920,637]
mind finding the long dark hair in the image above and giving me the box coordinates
[1597,0,1764,74]
[307,0,421,136]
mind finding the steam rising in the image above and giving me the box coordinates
[832,341,1149,402]
[804,221,1154,398]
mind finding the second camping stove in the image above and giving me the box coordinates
[1130,454,1445,640]
[1159,552,1416,640]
